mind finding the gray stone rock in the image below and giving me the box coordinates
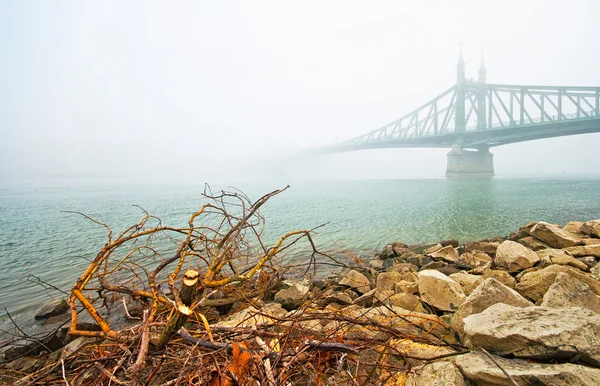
[454,351,600,386]
[339,269,371,294]
[321,289,355,306]
[541,272,600,313]
[352,288,376,307]
[418,270,466,312]
[463,303,600,366]
[450,278,532,338]
[369,259,384,270]
[495,240,539,272]
[515,264,600,302]
[529,221,584,248]
[405,361,466,386]
[35,298,69,320]
[275,280,311,310]
[61,337,93,358]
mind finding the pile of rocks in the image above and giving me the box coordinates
[269,219,600,385]
[4,219,600,385]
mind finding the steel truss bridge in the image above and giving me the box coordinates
[316,56,600,154]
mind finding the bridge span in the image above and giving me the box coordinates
[315,52,600,176]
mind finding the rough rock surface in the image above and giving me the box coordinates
[34,298,69,320]
[541,272,600,313]
[376,271,403,293]
[387,293,425,313]
[456,251,492,269]
[339,269,371,294]
[537,248,588,270]
[405,361,465,386]
[529,221,584,248]
[517,236,550,251]
[581,219,600,238]
[565,243,600,258]
[275,281,311,310]
[427,245,459,263]
[394,280,419,294]
[478,268,516,288]
[448,272,485,295]
[515,264,600,302]
[417,270,465,311]
[463,303,600,366]
[494,240,539,272]
[453,351,600,386]
[463,240,500,256]
[450,278,532,337]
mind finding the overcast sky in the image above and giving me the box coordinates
[1,0,599,186]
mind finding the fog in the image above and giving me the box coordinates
[1,0,599,187]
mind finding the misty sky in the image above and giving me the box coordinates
[1,0,599,186]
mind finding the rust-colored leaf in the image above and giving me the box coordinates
[227,341,252,380]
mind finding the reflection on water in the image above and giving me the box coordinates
[444,177,495,240]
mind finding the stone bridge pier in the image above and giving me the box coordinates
[446,145,495,176]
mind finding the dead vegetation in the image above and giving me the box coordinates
[2,186,462,386]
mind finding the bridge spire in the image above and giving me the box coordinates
[478,51,486,84]
[457,43,466,84]
[456,43,466,132]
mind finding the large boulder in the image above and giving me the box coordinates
[515,264,600,302]
[450,278,532,338]
[495,240,540,272]
[418,270,466,312]
[454,351,600,386]
[541,272,600,313]
[427,245,459,263]
[339,269,371,294]
[405,361,466,386]
[564,243,600,258]
[34,298,69,320]
[536,248,588,271]
[529,221,584,248]
[463,303,600,366]
[581,220,600,238]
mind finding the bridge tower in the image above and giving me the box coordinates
[446,50,495,177]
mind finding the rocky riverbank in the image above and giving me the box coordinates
[3,219,600,385]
